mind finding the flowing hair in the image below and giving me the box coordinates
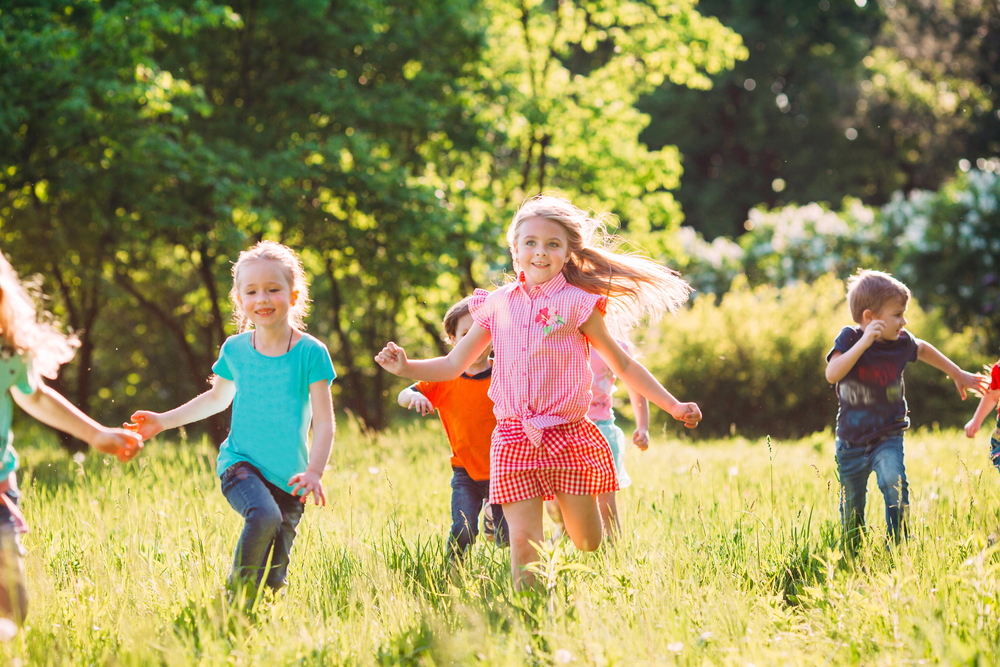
[0,252,78,379]
[507,194,692,331]
[229,241,311,333]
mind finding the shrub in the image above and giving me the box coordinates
[636,273,990,440]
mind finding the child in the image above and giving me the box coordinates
[128,241,335,593]
[825,269,985,547]
[0,252,142,637]
[964,357,1000,471]
[396,296,509,561]
[547,339,650,541]
[376,194,701,589]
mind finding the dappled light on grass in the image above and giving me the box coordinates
[6,421,1000,664]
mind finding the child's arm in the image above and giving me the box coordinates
[375,325,490,382]
[916,340,988,400]
[397,385,434,416]
[10,383,143,462]
[623,381,651,450]
[825,323,882,384]
[128,376,236,440]
[581,311,701,428]
[288,380,335,505]
[965,388,1000,438]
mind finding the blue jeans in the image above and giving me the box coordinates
[990,417,1000,472]
[0,488,27,624]
[449,467,509,560]
[835,431,909,545]
[220,462,304,590]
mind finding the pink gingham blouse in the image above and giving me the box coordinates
[468,271,607,445]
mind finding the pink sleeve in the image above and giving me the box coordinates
[468,288,492,331]
[575,291,607,328]
[991,363,1000,392]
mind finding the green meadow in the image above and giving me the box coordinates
[6,418,1000,666]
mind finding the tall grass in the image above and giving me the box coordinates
[6,417,1000,665]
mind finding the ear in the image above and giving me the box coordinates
[861,308,874,324]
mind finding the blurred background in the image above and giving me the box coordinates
[1,0,997,446]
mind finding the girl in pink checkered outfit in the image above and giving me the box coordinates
[376,194,701,590]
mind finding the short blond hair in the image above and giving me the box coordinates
[845,269,910,323]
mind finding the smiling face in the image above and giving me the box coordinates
[866,296,909,341]
[514,216,570,288]
[237,258,297,330]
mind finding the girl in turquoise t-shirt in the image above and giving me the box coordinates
[0,252,142,639]
[128,241,336,593]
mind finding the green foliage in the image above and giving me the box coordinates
[0,0,747,436]
[639,0,998,239]
[885,167,1000,350]
[639,274,990,439]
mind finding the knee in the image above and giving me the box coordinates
[569,529,602,552]
[246,503,282,536]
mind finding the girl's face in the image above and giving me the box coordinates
[237,259,297,329]
[515,216,570,288]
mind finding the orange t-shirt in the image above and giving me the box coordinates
[416,366,495,481]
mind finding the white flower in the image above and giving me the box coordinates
[554,648,572,664]
[667,641,684,653]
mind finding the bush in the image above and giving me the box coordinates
[637,273,990,440]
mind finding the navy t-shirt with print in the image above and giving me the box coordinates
[827,326,919,445]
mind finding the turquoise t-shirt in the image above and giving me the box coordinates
[0,349,38,479]
[212,332,336,492]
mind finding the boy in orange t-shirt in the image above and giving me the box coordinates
[397,297,508,560]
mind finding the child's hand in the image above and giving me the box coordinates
[860,320,885,346]
[374,341,409,376]
[632,428,649,451]
[406,393,434,416]
[125,411,165,440]
[965,419,980,438]
[91,428,144,463]
[953,370,989,401]
[669,402,702,429]
[288,470,326,506]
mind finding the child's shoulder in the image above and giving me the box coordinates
[221,331,252,350]
[295,332,329,351]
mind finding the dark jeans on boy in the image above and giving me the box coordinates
[836,431,908,547]
[220,462,304,590]
[449,467,509,560]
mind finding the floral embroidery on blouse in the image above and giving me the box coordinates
[535,307,566,335]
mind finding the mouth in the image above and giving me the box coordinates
[255,308,275,317]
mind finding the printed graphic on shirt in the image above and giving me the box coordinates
[828,326,918,444]
[535,307,565,336]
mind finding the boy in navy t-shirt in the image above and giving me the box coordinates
[826,270,986,547]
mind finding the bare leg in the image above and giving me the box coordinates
[501,497,545,591]
[554,492,603,552]
[596,491,619,543]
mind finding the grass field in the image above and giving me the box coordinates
[5,417,1000,666]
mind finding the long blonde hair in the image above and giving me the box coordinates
[507,194,692,331]
[229,241,311,333]
[0,252,78,379]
